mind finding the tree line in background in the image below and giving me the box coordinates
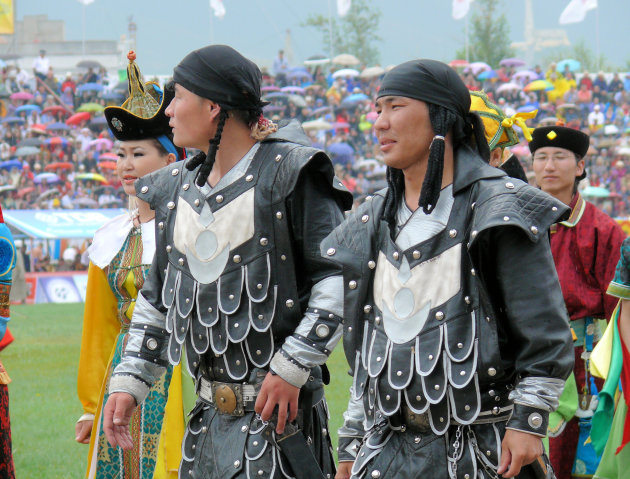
[304,0,625,72]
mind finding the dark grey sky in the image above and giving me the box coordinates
[19,0,630,74]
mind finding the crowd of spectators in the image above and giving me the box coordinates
[1,50,630,219]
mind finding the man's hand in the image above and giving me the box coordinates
[497,429,544,478]
[103,392,137,450]
[254,372,300,434]
[75,419,93,444]
[335,461,354,479]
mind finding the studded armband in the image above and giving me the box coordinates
[300,307,342,353]
[337,436,363,462]
[127,323,170,367]
[505,403,549,437]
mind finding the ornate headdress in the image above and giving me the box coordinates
[104,51,182,159]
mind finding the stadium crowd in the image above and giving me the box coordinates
[1,50,629,217]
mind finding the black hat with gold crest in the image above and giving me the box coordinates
[105,51,182,159]
[529,124,590,158]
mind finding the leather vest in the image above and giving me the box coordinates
[321,171,568,435]
[136,137,349,381]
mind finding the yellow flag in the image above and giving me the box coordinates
[0,0,14,35]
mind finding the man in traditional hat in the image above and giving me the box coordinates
[469,90,536,182]
[530,125,626,479]
[324,59,573,479]
[102,45,352,479]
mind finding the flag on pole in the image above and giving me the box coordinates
[559,0,597,25]
[0,0,13,34]
[210,0,226,19]
[337,0,351,17]
[452,0,473,20]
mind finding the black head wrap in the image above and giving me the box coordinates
[174,45,267,185]
[377,59,471,118]
[377,59,485,218]
[173,44,266,110]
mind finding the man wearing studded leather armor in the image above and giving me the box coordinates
[324,60,574,479]
[102,45,352,479]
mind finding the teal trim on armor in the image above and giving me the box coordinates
[606,281,630,300]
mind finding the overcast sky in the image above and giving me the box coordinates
[18,0,630,75]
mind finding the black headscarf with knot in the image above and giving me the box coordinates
[173,44,267,111]
[377,59,485,217]
[174,45,267,186]
[377,59,470,119]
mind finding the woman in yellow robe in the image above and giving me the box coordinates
[75,52,189,479]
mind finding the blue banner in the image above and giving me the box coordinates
[2,209,126,239]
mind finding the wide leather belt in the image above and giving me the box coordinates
[400,404,514,433]
[197,377,258,416]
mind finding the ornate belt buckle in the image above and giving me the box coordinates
[212,382,245,416]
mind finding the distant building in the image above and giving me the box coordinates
[1,14,126,74]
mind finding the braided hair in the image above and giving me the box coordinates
[185,108,228,187]
[185,106,276,187]
[383,103,490,237]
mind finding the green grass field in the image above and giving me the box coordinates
[3,303,353,478]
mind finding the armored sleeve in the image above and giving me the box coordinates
[109,254,170,405]
[270,158,348,387]
[481,225,574,436]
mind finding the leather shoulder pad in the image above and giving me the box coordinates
[269,142,353,210]
[320,189,387,272]
[470,178,568,245]
[134,157,196,209]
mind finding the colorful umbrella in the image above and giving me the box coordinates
[98,152,119,161]
[360,66,385,79]
[513,70,539,82]
[15,104,41,114]
[261,86,281,92]
[75,173,107,183]
[16,186,36,197]
[42,105,72,116]
[280,86,306,94]
[66,112,91,126]
[302,119,333,131]
[524,80,554,92]
[43,137,70,148]
[477,70,498,81]
[468,62,491,74]
[2,117,24,124]
[15,146,40,157]
[34,172,60,184]
[332,53,360,66]
[581,186,610,198]
[557,59,581,72]
[18,138,44,147]
[496,82,523,94]
[332,69,360,79]
[44,162,73,171]
[9,92,33,101]
[77,103,105,113]
[0,159,22,170]
[89,138,113,150]
[98,161,117,170]
[76,83,104,93]
[448,59,469,68]
[46,122,71,131]
[286,70,312,82]
[499,58,526,68]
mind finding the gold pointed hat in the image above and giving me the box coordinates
[104,51,173,141]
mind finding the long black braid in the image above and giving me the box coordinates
[186,108,229,186]
[382,103,490,239]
